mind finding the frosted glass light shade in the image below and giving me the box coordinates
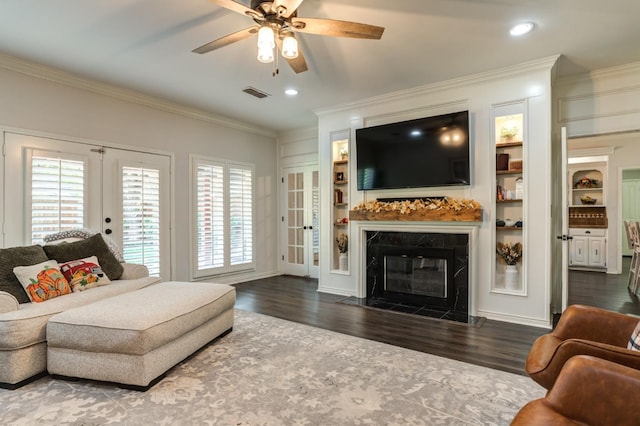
[257,44,274,63]
[257,26,275,48]
[257,26,275,63]
[281,35,298,59]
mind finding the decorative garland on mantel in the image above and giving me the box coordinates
[349,197,482,222]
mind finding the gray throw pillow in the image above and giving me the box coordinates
[43,233,124,280]
[0,245,48,304]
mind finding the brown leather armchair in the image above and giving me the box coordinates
[512,355,640,425]
[525,304,640,390]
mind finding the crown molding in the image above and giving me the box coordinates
[556,61,640,87]
[0,52,276,138]
[315,55,560,117]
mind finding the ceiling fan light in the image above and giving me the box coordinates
[282,35,298,59]
[257,26,275,48]
[257,44,274,63]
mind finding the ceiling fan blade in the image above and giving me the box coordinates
[276,36,308,73]
[291,17,384,39]
[271,0,305,18]
[192,26,259,54]
[208,0,259,17]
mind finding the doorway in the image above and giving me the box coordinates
[3,132,172,280]
[280,165,319,278]
[622,169,640,257]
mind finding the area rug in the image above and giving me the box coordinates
[0,310,544,425]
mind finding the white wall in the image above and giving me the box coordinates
[557,61,640,277]
[557,62,640,138]
[0,55,279,283]
[316,57,558,328]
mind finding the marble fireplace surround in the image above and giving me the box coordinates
[352,221,479,317]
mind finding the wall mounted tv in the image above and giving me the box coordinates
[356,111,470,190]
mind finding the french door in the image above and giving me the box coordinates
[3,132,171,280]
[281,165,319,278]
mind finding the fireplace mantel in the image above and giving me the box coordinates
[349,208,482,222]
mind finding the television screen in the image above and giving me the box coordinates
[356,111,470,190]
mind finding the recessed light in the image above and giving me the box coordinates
[510,22,534,37]
[285,88,298,96]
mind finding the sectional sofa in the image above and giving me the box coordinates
[0,235,160,388]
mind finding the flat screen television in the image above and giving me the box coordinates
[356,111,470,190]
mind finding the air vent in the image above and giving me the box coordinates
[242,86,270,99]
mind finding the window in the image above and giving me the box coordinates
[192,156,254,277]
[121,166,162,276]
[28,151,85,245]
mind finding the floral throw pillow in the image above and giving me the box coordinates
[13,260,71,303]
[59,256,111,292]
[628,321,640,351]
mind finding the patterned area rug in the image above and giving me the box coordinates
[0,310,544,425]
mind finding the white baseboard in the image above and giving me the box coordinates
[194,270,280,285]
[477,309,552,329]
[317,285,355,298]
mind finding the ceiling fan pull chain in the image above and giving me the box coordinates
[273,51,279,77]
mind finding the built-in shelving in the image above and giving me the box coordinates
[332,140,349,272]
[493,109,525,294]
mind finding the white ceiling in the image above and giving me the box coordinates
[0,0,639,132]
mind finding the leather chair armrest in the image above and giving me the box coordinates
[118,263,150,280]
[0,291,19,314]
[547,356,640,425]
[552,304,638,346]
[527,336,640,390]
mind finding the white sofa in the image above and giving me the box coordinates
[0,263,160,388]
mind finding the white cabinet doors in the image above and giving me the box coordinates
[568,228,606,270]
[570,237,588,266]
[589,238,606,268]
[3,132,171,280]
[280,165,319,278]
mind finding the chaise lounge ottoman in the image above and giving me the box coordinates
[46,281,235,389]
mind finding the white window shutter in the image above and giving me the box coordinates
[196,162,225,270]
[122,166,161,276]
[30,156,84,244]
[229,166,253,266]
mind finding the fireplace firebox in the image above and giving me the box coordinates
[364,231,470,322]
[375,246,456,309]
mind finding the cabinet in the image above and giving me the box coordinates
[569,228,606,270]
[493,110,525,293]
[332,139,349,272]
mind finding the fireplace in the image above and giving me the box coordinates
[364,231,470,322]
[374,246,456,308]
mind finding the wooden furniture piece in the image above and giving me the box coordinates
[513,355,640,426]
[625,220,640,293]
[525,304,640,390]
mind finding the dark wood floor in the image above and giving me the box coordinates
[234,258,640,377]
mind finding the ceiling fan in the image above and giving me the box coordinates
[193,0,385,74]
